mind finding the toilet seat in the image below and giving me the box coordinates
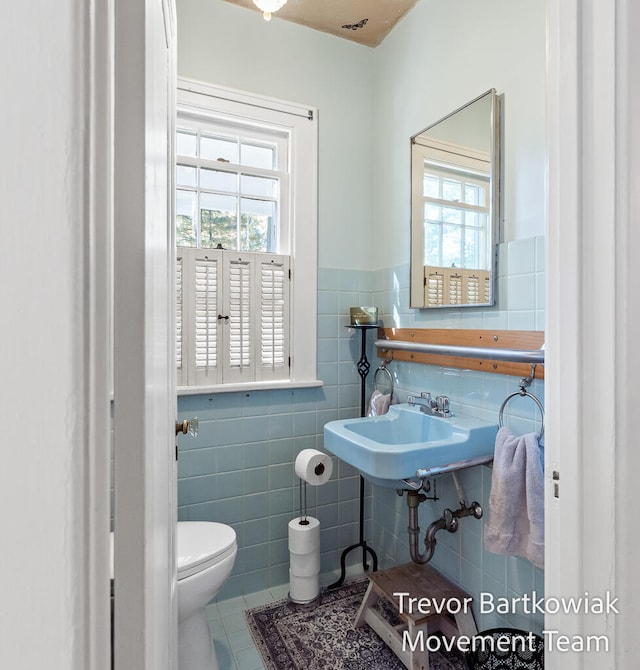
[109,521,237,581]
[177,522,237,580]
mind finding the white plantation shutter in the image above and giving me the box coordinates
[224,255,253,383]
[178,247,290,387]
[192,251,221,385]
[258,255,289,381]
[177,247,221,386]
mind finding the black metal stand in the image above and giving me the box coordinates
[328,324,379,589]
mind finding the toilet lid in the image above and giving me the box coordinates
[109,522,237,581]
[177,522,237,579]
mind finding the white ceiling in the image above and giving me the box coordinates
[221,0,420,48]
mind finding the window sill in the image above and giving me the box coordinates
[177,379,324,396]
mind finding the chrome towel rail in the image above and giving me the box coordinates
[374,339,545,365]
[416,454,495,479]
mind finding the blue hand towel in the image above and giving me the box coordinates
[484,426,544,568]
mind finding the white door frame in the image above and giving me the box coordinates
[547,0,640,665]
[77,0,640,667]
[85,0,115,667]
[112,0,177,668]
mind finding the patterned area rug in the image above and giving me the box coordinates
[244,578,466,670]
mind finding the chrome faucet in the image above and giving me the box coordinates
[407,392,452,417]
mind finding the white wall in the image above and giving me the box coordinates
[176,0,376,271]
[371,0,546,270]
[0,1,109,668]
[177,0,546,274]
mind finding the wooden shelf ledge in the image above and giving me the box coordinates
[376,328,545,379]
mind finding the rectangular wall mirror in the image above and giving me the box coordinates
[410,89,500,309]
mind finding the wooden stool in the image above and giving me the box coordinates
[354,563,478,670]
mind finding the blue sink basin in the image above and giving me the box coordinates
[323,403,498,489]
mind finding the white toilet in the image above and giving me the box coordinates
[110,521,237,670]
[177,521,237,670]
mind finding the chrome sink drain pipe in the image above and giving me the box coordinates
[406,474,483,564]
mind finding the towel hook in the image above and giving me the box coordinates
[498,365,545,440]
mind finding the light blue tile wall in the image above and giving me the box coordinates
[369,235,546,634]
[177,266,378,599]
[380,237,546,333]
[177,236,545,633]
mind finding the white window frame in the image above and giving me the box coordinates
[176,78,320,394]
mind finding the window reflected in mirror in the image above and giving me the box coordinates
[410,90,500,309]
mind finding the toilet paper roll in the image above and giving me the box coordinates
[294,449,333,485]
[289,571,320,604]
[288,516,320,554]
[289,550,320,577]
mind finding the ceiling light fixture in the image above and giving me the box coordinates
[252,0,287,21]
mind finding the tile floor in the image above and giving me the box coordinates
[208,566,363,669]
[206,584,289,670]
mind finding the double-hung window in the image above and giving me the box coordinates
[176,79,319,393]
[421,165,490,271]
[412,137,492,306]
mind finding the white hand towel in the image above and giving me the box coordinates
[484,426,544,568]
[367,390,391,416]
